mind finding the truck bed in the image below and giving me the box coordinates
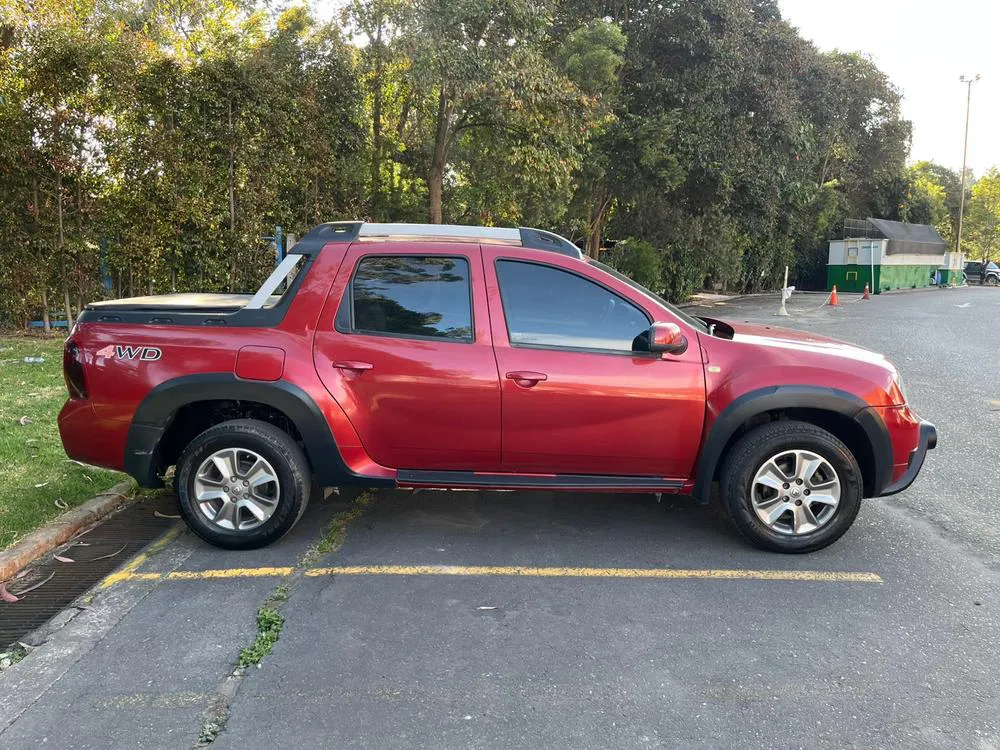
[79,292,287,327]
[86,293,255,313]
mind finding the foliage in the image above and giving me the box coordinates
[238,606,284,667]
[0,0,956,312]
[965,168,1000,262]
[602,238,662,292]
[902,166,950,233]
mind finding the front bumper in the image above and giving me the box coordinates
[880,420,937,496]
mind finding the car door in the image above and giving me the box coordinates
[482,248,706,478]
[313,242,501,471]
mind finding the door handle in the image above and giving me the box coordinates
[332,360,374,372]
[506,371,547,388]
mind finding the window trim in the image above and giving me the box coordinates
[494,258,655,357]
[337,253,476,344]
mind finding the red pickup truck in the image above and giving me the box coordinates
[59,222,936,553]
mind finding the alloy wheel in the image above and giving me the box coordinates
[750,449,841,535]
[193,448,280,531]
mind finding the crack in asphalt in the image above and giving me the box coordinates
[193,490,374,748]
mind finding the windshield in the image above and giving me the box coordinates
[588,259,709,333]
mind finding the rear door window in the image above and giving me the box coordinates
[495,260,650,352]
[346,256,473,341]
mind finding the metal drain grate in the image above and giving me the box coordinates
[0,494,179,649]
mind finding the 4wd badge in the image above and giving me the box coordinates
[96,344,162,361]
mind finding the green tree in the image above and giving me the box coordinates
[965,169,1000,262]
[909,160,965,246]
[396,0,582,223]
[899,164,950,237]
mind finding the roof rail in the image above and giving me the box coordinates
[297,221,582,259]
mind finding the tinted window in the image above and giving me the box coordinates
[351,256,473,341]
[496,260,649,352]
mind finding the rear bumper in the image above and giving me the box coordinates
[58,398,130,473]
[880,420,937,496]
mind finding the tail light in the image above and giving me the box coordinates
[64,341,88,399]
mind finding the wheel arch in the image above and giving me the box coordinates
[693,385,892,502]
[124,373,392,489]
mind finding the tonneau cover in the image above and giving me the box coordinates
[86,293,254,312]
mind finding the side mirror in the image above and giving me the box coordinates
[647,321,688,355]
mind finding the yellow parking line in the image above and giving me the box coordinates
[167,567,293,580]
[97,524,185,589]
[103,564,883,584]
[304,565,882,583]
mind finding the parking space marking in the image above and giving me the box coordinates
[102,564,882,585]
[96,523,185,590]
[304,565,883,583]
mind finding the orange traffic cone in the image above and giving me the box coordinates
[862,283,870,300]
[828,285,840,306]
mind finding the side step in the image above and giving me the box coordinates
[396,470,684,492]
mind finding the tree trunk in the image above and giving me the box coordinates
[370,9,384,219]
[64,285,73,328]
[32,179,49,333]
[428,86,451,224]
[227,98,238,292]
[586,188,611,259]
[56,171,73,327]
[41,287,50,334]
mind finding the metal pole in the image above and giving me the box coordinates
[870,241,875,293]
[956,74,979,259]
[778,265,790,316]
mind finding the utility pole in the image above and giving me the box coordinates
[956,74,980,260]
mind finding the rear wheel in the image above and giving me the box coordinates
[176,419,311,550]
[719,421,862,553]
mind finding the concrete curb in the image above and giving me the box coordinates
[0,479,137,582]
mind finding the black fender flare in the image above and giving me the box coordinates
[692,385,893,502]
[124,373,393,489]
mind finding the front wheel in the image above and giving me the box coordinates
[719,421,863,553]
[175,419,311,550]
[987,275,998,287]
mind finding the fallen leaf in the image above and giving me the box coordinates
[54,555,75,563]
[12,571,55,597]
[89,543,127,561]
[34,482,49,488]
[0,584,18,603]
[54,499,69,510]
[154,510,180,519]
[18,416,32,426]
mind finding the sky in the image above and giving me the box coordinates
[779,0,999,177]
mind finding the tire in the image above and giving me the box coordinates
[719,420,862,553]
[988,275,998,287]
[175,419,311,550]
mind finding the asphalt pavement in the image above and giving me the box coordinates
[1,286,998,749]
